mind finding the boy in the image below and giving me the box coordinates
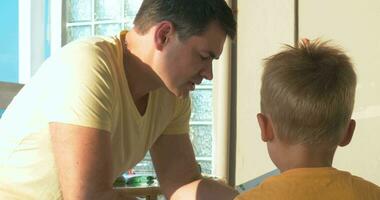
[235,39,380,200]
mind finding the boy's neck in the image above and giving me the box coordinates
[273,142,337,172]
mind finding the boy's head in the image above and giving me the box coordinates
[133,0,236,41]
[259,39,357,149]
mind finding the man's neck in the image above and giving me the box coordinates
[123,30,163,102]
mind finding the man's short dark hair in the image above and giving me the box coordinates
[133,0,236,40]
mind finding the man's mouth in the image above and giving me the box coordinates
[190,82,196,90]
[188,79,202,91]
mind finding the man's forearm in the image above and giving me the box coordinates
[170,178,239,200]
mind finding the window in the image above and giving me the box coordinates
[64,0,142,44]
[0,1,19,117]
[0,1,18,83]
[18,0,50,83]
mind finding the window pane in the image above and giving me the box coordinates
[124,15,136,30]
[67,0,92,22]
[133,159,155,174]
[124,0,143,17]
[132,153,154,174]
[0,1,18,83]
[66,26,92,43]
[190,89,213,121]
[190,125,213,157]
[95,23,122,36]
[201,79,213,85]
[198,160,212,175]
[95,0,122,20]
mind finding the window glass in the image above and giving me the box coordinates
[67,0,92,22]
[66,25,92,43]
[95,0,121,20]
[0,1,19,83]
[95,23,122,36]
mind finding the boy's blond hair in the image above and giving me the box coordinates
[261,40,357,145]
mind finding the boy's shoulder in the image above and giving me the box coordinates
[349,174,380,192]
[235,168,380,200]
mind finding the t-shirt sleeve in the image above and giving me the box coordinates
[44,41,114,133]
[161,96,191,135]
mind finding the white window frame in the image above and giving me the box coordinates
[18,0,63,84]
[50,0,64,56]
[212,40,232,181]
[22,0,232,180]
[18,0,43,83]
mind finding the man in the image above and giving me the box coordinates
[0,0,237,199]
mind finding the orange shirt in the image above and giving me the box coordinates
[235,167,380,200]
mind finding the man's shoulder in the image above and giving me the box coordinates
[51,34,123,74]
[67,35,120,52]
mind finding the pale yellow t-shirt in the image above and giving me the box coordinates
[0,32,190,199]
[235,167,380,200]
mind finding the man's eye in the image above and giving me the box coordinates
[200,55,210,60]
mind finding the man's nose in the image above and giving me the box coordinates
[200,64,213,80]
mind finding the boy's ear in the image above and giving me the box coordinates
[339,119,356,147]
[154,21,174,51]
[257,113,274,142]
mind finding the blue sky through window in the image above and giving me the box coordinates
[0,1,19,83]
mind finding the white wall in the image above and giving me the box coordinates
[236,0,294,184]
[299,0,380,185]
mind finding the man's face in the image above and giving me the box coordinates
[156,22,227,97]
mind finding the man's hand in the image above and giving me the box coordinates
[150,134,238,200]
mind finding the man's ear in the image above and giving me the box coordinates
[154,21,174,50]
[339,119,356,147]
[257,113,274,142]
